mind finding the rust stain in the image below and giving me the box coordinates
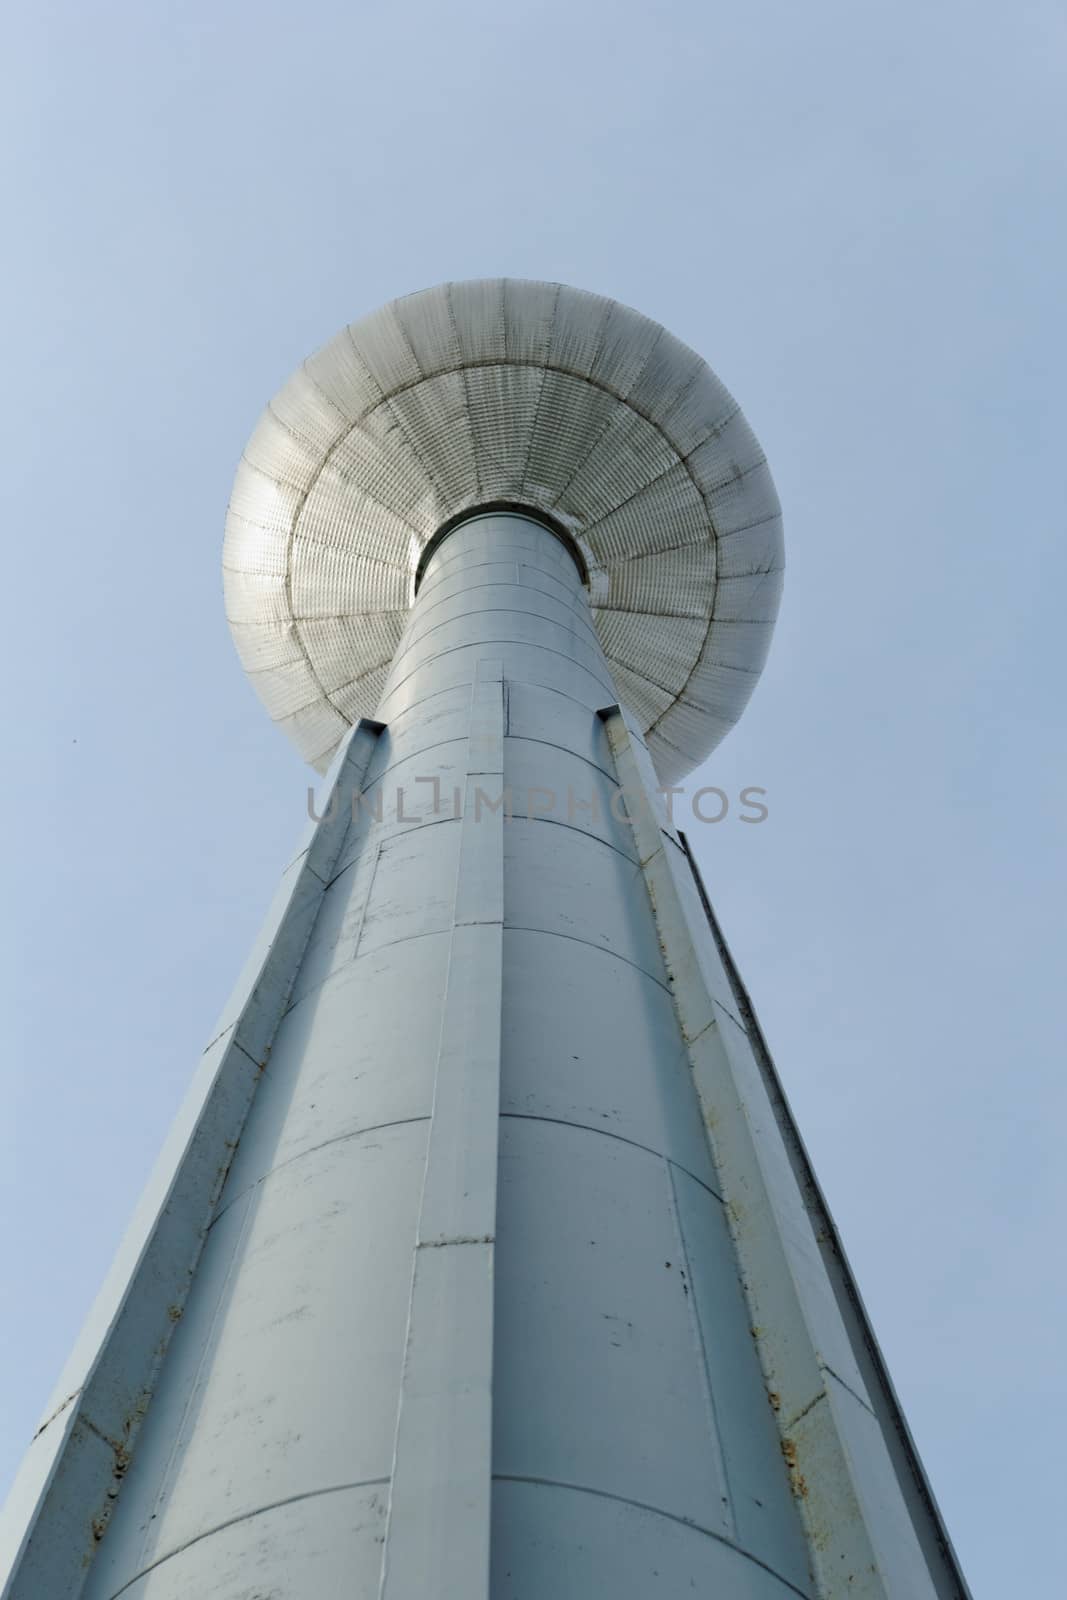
[781,1437,808,1499]
[32,1388,80,1441]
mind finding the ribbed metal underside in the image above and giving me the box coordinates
[223,279,784,780]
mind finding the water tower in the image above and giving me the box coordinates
[0,280,968,1599]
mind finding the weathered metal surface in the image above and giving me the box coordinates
[378,660,506,1600]
[0,721,383,1600]
[3,472,969,1599]
[223,279,784,782]
[681,842,972,1597]
[4,512,821,1599]
[599,703,970,1598]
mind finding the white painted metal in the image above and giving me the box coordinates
[4,513,820,1599]
[223,279,784,782]
[0,722,383,1600]
[379,659,505,1599]
[2,285,970,1600]
[601,704,969,1598]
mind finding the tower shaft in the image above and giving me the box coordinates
[2,513,965,1600]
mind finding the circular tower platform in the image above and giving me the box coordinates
[223,279,783,781]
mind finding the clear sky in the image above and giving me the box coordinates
[1,3,1064,1592]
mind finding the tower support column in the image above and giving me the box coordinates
[2,504,967,1600]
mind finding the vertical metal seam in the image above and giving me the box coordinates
[377,663,504,1600]
[0,722,385,1600]
[675,833,971,1599]
[349,839,382,963]
[597,704,964,1600]
[134,1188,258,1573]
[664,1157,738,1541]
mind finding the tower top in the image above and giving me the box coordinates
[224,279,783,780]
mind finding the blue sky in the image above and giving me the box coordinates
[2,3,1064,1592]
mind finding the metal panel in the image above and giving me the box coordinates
[493,1116,735,1536]
[504,817,666,981]
[499,927,718,1193]
[388,372,480,507]
[673,858,970,1596]
[83,1120,427,1598]
[83,1126,425,1600]
[491,1480,807,1600]
[503,739,628,855]
[599,703,967,1599]
[3,509,966,1600]
[670,1166,813,1590]
[380,641,615,729]
[503,678,618,776]
[106,1487,388,1600]
[218,937,448,1211]
[0,722,383,1600]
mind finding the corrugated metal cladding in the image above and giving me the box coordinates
[223,278,784,782]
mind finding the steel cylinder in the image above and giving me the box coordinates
[77,511,809,1600]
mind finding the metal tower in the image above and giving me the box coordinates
[0,281,969,1599]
